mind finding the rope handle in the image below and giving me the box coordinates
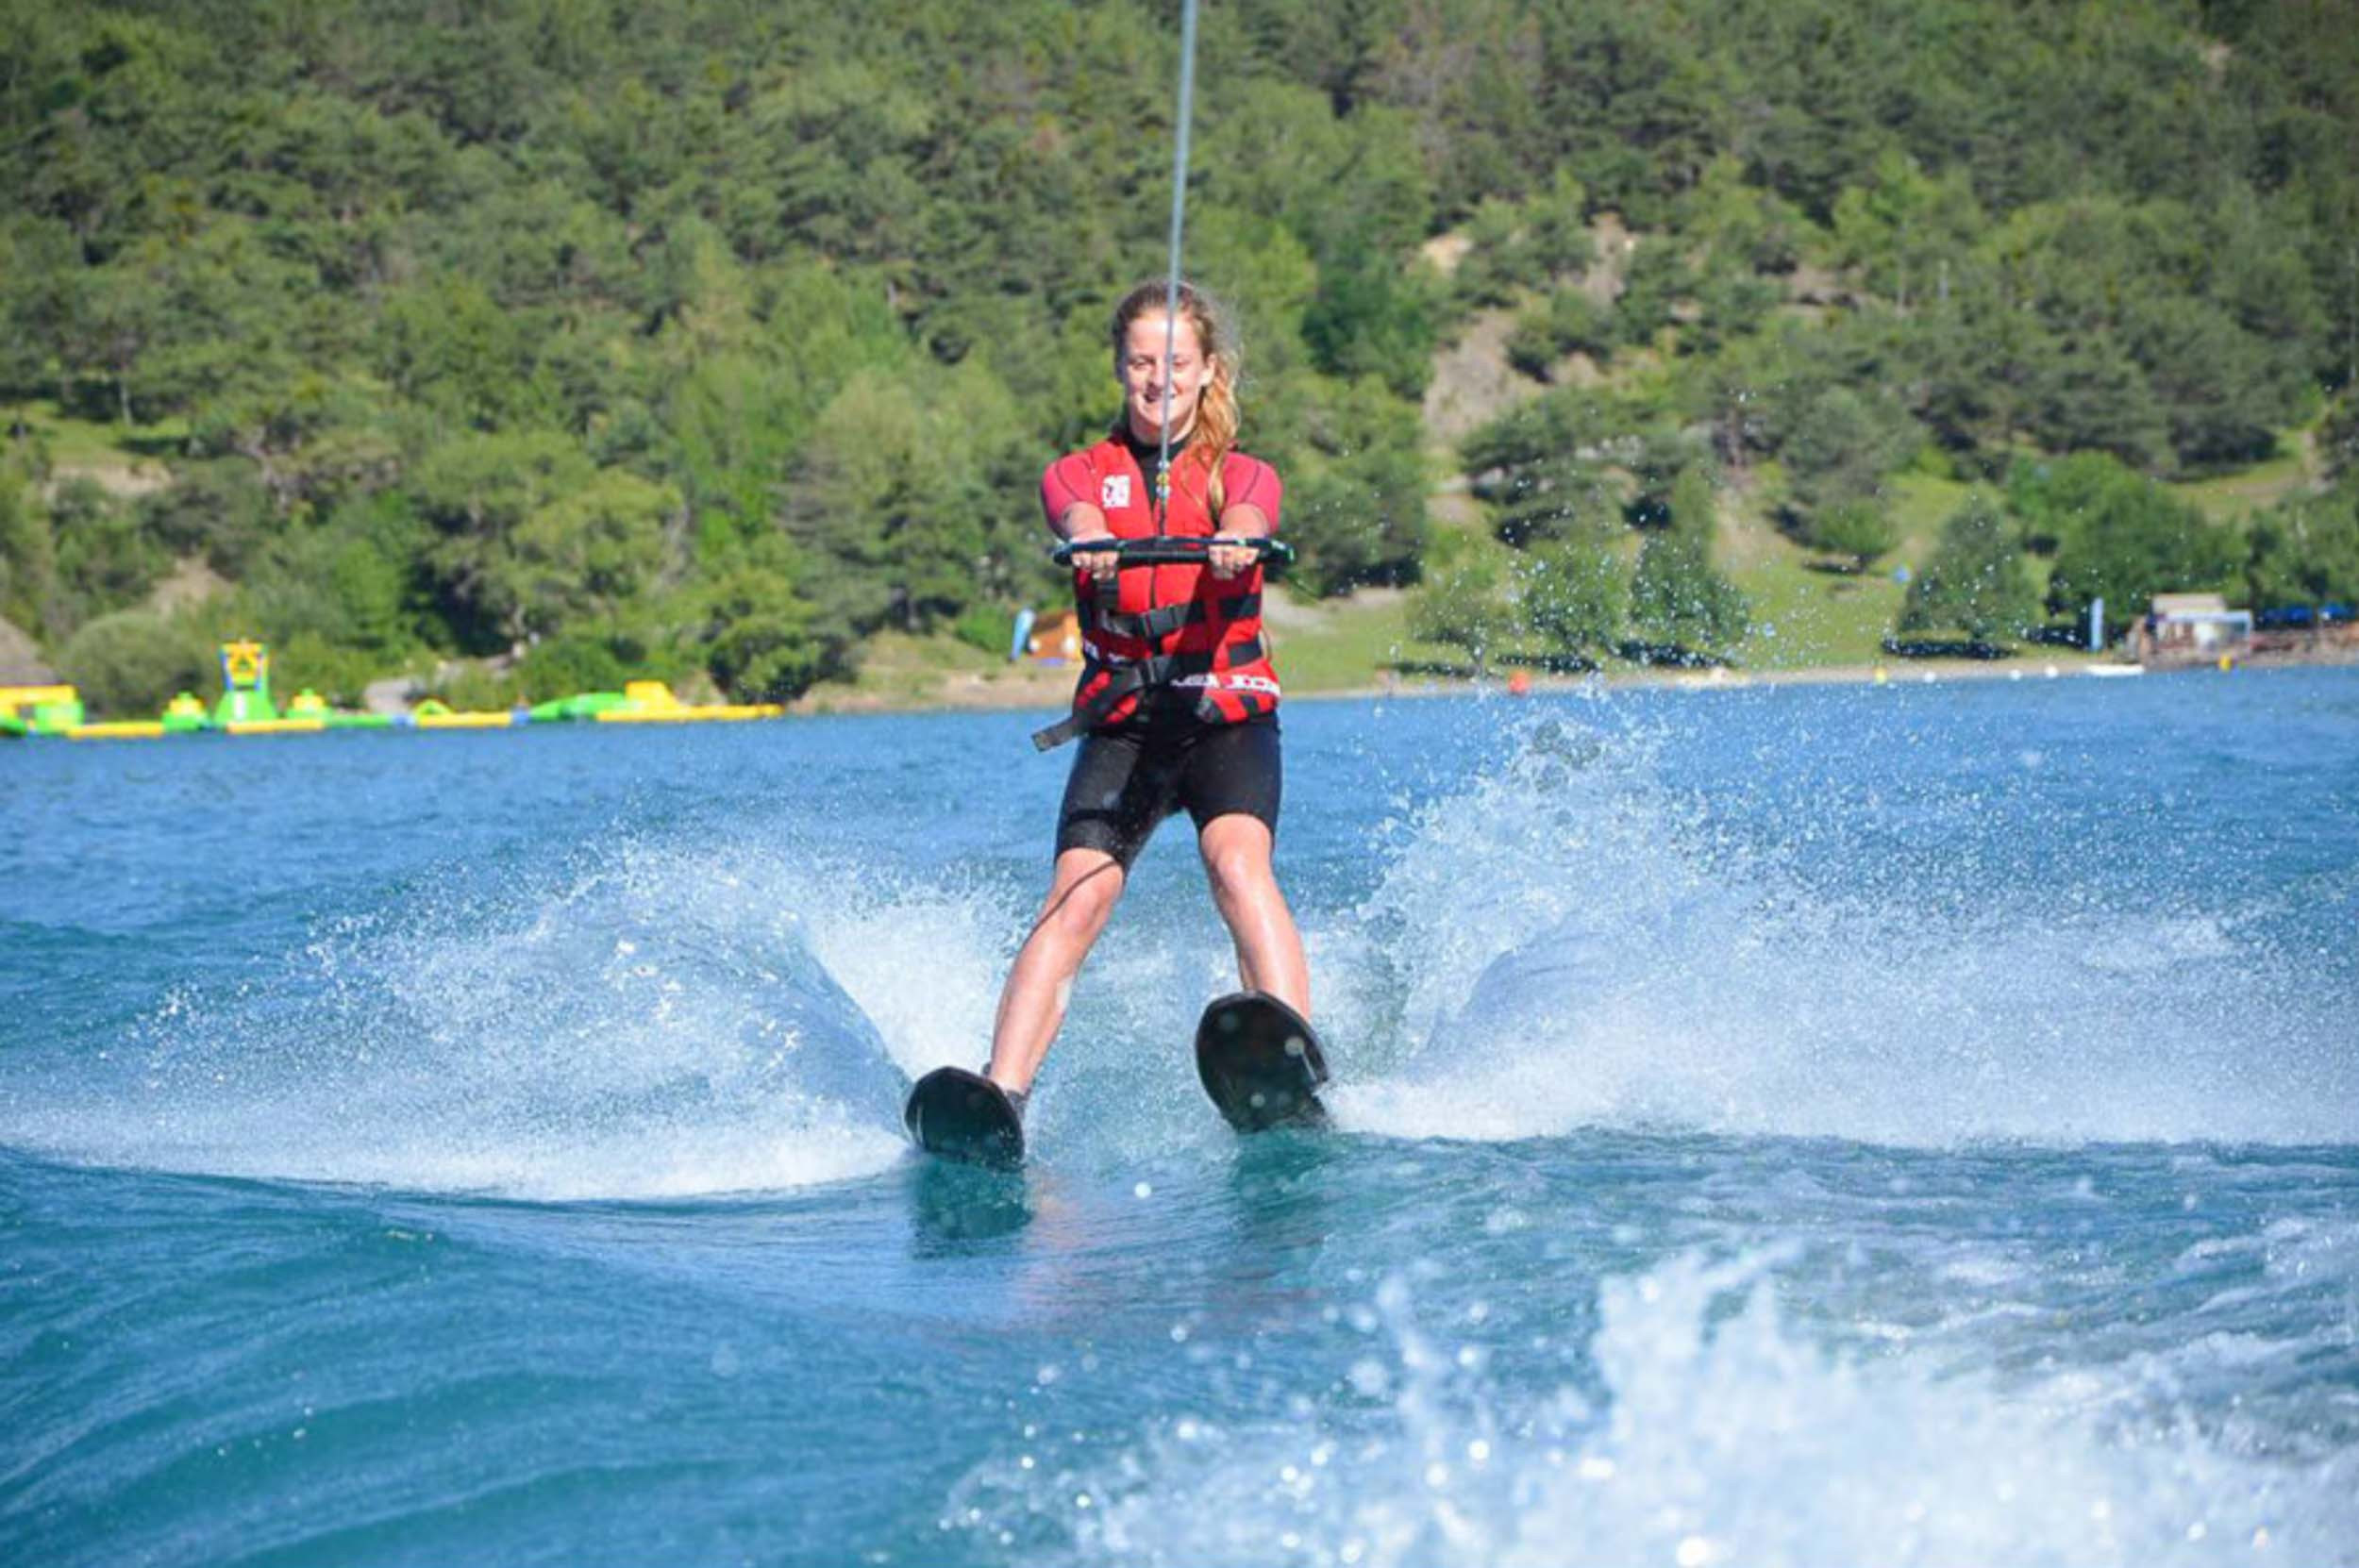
[1051,537,1295,568]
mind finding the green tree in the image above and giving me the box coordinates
[374,277,539,432]
[1302,251,1441,402]
[0,218,80,405]
[2022,334,2171,473]
[1463,387,1665,547]
[2043,472,2241,636]
[1451,171,1597,308]
[2323,399,2358,486]
[274,630,381,709]
[65,254,171,425]
[690,537,841,702]
[50,478,165,623]
[1282,375,1429,596]
[515,635,627,700]
[2120,293,2297,474]
[1773,381,1921,556]
[410,431,598,649]
[1898,492,2035,648]
[2244,485,2359,616]
[1827,151,1986,309]
[0,469,61,638]
[1409,530,1519,676]
[1506,288,1614,381]
[1630,468,1747,659]
[1682,155,1804,275]
[139,458,271,575]
[1629,521,1746,660]
[1809,502,1898,569]
[1519,531,1626,665]
[1903,274,2043,462]
[782,359,1029,637]
[2006,452,2140,556]
[509,468,678,641]
[1614,240,1690,350]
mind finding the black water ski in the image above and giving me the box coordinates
[1195,992,1330,1132]
[904,1067,1026,1168]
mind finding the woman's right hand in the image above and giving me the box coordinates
[1068,532,1121,586]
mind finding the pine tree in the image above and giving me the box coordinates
[1898,492,2035,649]
[1628,469,1748,659]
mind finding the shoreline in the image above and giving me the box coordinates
[788,647,2359,717]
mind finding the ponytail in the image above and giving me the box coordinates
[1192,353,1237,516]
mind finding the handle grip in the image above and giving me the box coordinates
[1051,536,1295,568]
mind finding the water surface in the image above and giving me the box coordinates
[6,670,2356,1565]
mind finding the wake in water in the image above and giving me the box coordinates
[7,703,2352,1197]
[0,838,1017,1199]
[1328,711,2359,1148]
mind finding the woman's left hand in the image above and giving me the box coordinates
[1207,537,1259,579]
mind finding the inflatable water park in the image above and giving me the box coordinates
[0,641,784,742]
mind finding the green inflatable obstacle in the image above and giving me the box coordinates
[213,641,278,726]
[527,692,631,723]
[326,710,393,731]
[161,692,211,734]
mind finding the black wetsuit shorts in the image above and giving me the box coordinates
[1053,702,1281,871]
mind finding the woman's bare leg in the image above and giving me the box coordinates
[985,848,1128,1095]
[1196,813,1310,1016]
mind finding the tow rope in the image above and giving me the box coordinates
[1152,0,1200,527]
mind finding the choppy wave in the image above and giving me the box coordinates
[1330,713,2359,1148]
[943,1246,2359,1566]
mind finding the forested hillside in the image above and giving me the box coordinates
[4,0,2355,711]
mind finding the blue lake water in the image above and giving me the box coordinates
[5,669,2356,1565]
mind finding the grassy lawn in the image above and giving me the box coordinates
[2171,444,2313,522]
[1266,589,1464,692]
[8,400,189,471]
[1723,470,1966,668]
[1726,554,1906,668]
[828,628,1005,702]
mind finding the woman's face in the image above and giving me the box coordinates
[1117,310,1214,442]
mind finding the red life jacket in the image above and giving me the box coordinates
[1031,436,1281,751]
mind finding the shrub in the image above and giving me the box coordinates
[1808,501,1899,568]
[57,610,211,718]
[517,635,628,700]
[275,631,381,709]
[952,603,1015,657]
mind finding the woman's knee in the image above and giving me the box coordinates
[1038,858,1125,940]
[1198,826,1275,905]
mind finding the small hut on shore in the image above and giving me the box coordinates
[2133,593,2252,664]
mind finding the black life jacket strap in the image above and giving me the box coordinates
[1031,635,1267,751]
[1084,592,1262,644]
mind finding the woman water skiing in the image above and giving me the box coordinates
[982,280,1310,1115]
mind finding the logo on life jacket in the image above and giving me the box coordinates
[1173,672,1281,696]
[1100,475,1131,509]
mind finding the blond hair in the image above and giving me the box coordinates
[1111,279,1239,514]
